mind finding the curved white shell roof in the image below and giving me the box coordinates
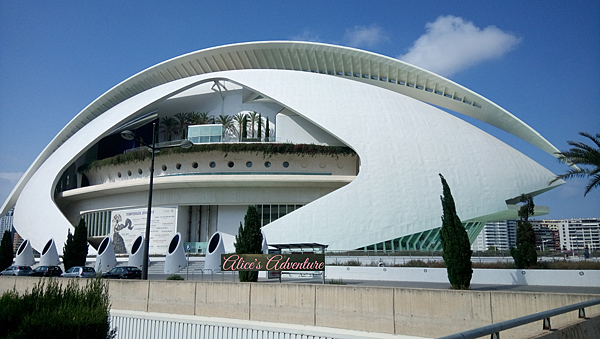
[1,41,564,251]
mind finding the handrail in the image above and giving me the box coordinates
[437,297,600,339]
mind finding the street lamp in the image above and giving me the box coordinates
[541,239,550,252]
[121,122,192,279]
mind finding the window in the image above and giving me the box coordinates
[209,162,216,168]
[282,161,289,168]
[246,161,252,168]
[228,161,234,168]
[264,161,271,168]
[256,204,304,226]
[187,124,223,143]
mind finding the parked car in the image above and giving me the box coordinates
[101,266,142,279]
[61,266,96,278]
[28,266,63,277]
[0,265,32,276]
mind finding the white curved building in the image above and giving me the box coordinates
[1,41,564,254]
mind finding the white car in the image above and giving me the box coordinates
[60,266,96,278]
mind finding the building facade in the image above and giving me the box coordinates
[471,220,517,252]
[1,41,566,255]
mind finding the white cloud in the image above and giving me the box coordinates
[344,24,389,48]
[289,30,322,43]
[0,172,23,206]
[398,15,521,77]
[0,172,23,183]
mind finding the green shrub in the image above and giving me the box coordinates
[328,279,346,285]
[0,278,115,339]
[167,274,184,280]
[344,260,362,266]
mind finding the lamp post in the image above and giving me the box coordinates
[121,122,192,279]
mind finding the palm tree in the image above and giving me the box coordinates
[256,114,262,141]
[173,112,192,139]
[248,111,259,138]
[159,116,178,141]
[215,114,235,138]
[193,111,214,125]
[233,112,247,142]
[551,132,600,196]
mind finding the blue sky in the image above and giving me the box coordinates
[0,1,598,219]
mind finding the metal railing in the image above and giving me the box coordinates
[191,268,237,282]
[437,297,600,339]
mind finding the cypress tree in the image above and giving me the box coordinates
[235,206,263,282]
[241,116,248,141]
[439,174,472,290]
[62,230,76,271]
[0,231,13,271]
[257,114,262,141]
[265,117,270,141]
[63,219,89,271]
[510,195,537,268]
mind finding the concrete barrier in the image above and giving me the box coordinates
[1,276,598,338]
[315,285,395,334]
[394,288,493,336]
[251,283,316,325]
[148,280,196,315]
[195,281,250,320]
[534,314,600,339]
[107,279,149,312]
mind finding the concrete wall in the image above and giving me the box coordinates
[533,314,600,339]
[325,266,600,287]
[1,277,598,338]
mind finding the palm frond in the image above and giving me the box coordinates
[551,131,600,196]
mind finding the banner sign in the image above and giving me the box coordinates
[110,206,177,255]
[221,254,325,271]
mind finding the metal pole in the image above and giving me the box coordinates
[142,123,156,280]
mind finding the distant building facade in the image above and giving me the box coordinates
[0,208,14,235]
[473,218,599,253]
[471,220,517,251]
[555,219,600,252]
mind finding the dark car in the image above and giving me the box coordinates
[28,266,63,277]
[0,265,32,276]
[101,266,142,279]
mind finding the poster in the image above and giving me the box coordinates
[110,206,177,255]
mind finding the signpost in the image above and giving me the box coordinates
[221,253,326,283]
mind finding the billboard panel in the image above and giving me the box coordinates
[110,206,177,255]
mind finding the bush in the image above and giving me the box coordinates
[167,274,184,280]
[0,278,115,339]
[328,279,346,285]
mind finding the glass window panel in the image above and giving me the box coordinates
[270,205,279,220]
